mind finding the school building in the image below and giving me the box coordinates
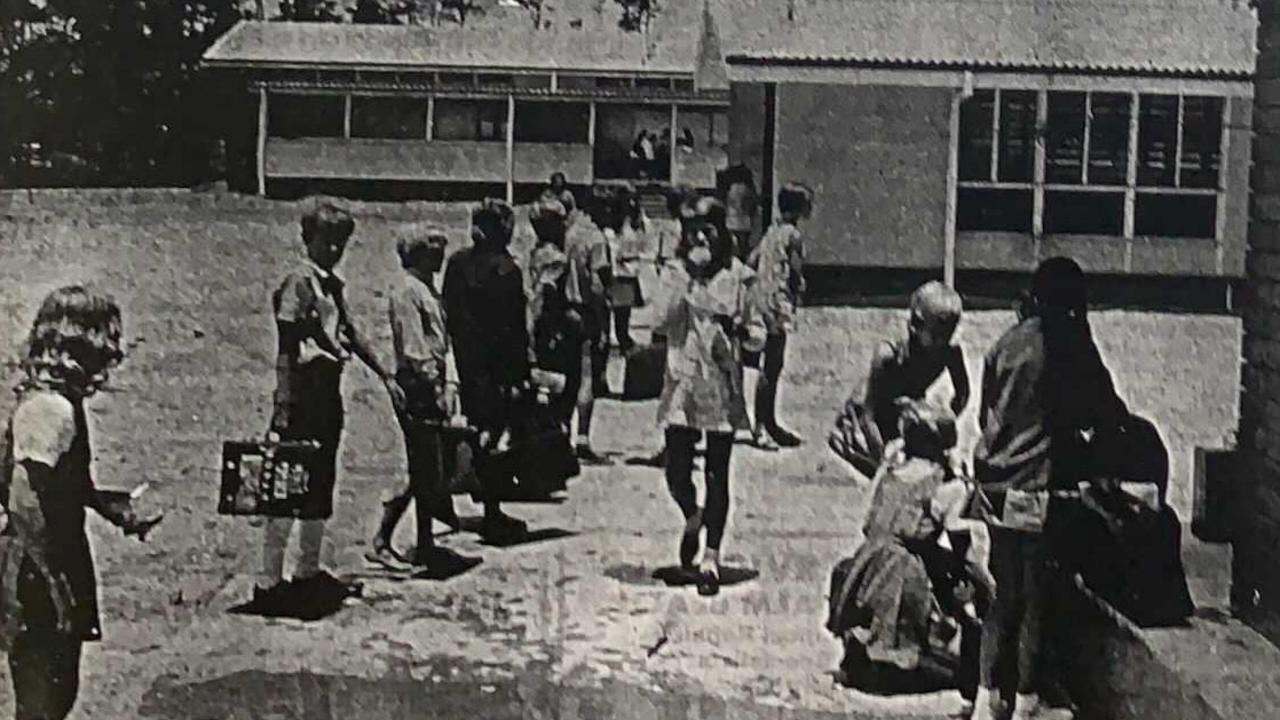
[201,0,730,203]
[714,0,1257,296]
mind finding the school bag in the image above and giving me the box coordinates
[623,338,666,400]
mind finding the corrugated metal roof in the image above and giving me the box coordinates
[713,0,1257,78]
[204,0,703,74]
[206,0,1258,80]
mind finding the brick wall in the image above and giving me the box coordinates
[1235,0,1280,643]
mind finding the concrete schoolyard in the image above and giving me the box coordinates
[0,191,1245,718]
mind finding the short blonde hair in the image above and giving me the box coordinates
[396,229,448,267]
[909,281,962,326]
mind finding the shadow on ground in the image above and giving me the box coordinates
[603,563,761,589]
[137,658,906,720]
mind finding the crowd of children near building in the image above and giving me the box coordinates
[0,171,1195,720]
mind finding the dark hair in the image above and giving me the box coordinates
[676,197,733,274]
[777,182,814,218]
[725,163,755,188]
[471,198,515,250]
[22,285,124,394]
[529,199,569,246]
[666,184,697,220]
[301,202,355,245]
[549,171,567,186]
[1029,257,1101,443]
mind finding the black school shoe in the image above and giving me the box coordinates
[480,512,529,544]
[768,425,804,448]
[246,582,295,617]
[295,571,364,599]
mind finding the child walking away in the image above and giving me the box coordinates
[443,199,531,544]
[366,231,480,576]
[652,196,766,597]
[826,399,993,705]
[0,286,162,720]
[252,202,405,615]
[745,182,814,450]
[563,187,615,464]
[830,281,969,479]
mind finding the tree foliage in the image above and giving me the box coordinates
[0,0,248,187]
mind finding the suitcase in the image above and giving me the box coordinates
[219,440,322,518]
[623,340,666,400]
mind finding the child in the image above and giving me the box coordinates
[830,281,970,479]
[608,185,648,355]
[745,182,814,450]
[0,286,161,720]
[442,199,531,543]
[253,202,405,614]
[826,399,993,706]
[367,231,479,575]
[651,195,766,596]
[563,187,615,464]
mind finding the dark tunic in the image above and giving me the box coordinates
[442,246,530,433]
[0,392,102,649]
[972,317,1128,502]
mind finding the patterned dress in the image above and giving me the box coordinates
[652,259,763,433]
[827,454,960,670]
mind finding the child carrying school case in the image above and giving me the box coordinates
[218,440,321,518]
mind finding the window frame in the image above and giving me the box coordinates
[956,88,1228,240]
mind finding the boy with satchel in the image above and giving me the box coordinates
[366,231,480,575]
[251,202,405,614]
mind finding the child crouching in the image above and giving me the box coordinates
[826,398,993,707]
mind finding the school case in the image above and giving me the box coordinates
[218,440,322,518]
[623,339,666,400]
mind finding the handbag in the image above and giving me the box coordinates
[606,276,644,309]
[218,439,321,517]
[623,340,667,400]
[605,240,645,309]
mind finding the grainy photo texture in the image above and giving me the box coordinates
[0,1,1272,719]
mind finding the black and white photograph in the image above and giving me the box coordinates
[0,0,1272,718]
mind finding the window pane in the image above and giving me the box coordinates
[1046,92,1086,185]
[958,90,994,182]
[558,75,595,91]
[477,73,514,87]
[514,74,552,90]
[674,79,695,92]
[350,96,427,140]
[636,77,672,90]
[1134,193,1216,238]
[998,90,1037,183]
[1088,93,1131,186]
[267,94,345,139]
[596,77,630,89]
[1181,96,1224,190]
[957,187,1033,233]
[433,99,507,141]
[438,72,474,87]
[514,102,589,143]
[1044,190,1123,235]
[1137,94,1179,187]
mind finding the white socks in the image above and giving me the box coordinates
[258,517,327,589]
[742,367,761,430]
[700,547,720,576]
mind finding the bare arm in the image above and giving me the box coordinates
[861,342,896,460]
